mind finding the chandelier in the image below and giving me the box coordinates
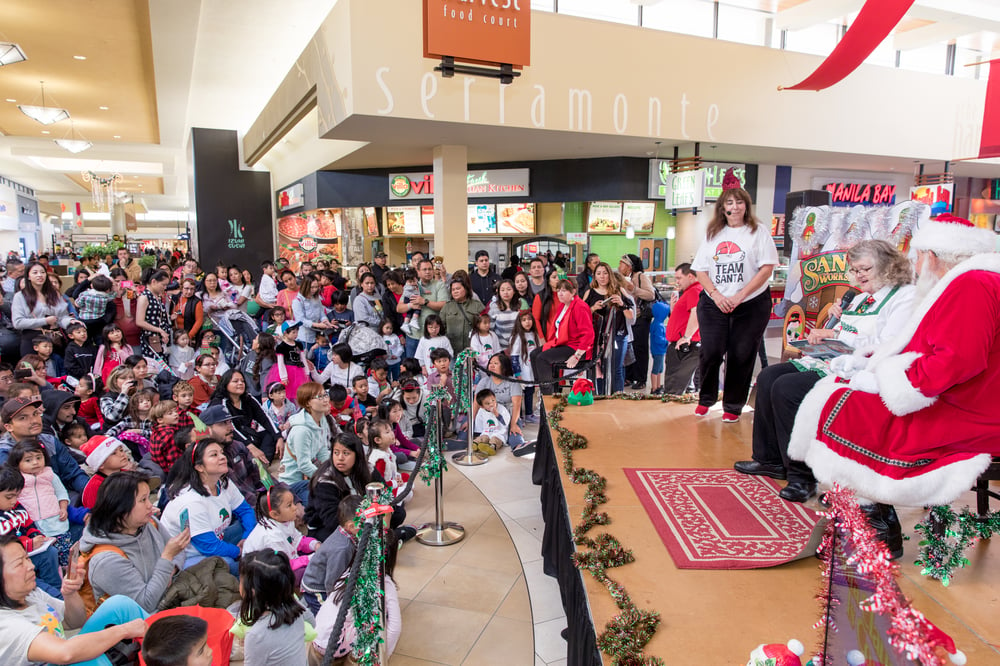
[82,170,123,210]
[55,121,92,154]
[18,82,69,125]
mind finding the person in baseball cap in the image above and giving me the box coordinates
[1,396,42,425]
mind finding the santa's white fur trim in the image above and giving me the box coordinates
[911,220,996,258]
[801,440,991,507]
[873,351,937,416]
[788,380,840,462]
[868,253,1000,365]
[788,380,991,506]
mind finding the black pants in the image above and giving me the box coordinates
[662,341,701,395]
[696,290,772,414]
[625,317,651,384]
[751,362,821,485]
[531,345,575,396]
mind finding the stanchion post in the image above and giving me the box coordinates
[452,350,488,466]
[416,400,466,546]
[363,482,389,664]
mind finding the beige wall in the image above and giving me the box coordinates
[247,0,987,169]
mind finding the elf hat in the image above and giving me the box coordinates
[910,214,996,258]
[81,435,125,470]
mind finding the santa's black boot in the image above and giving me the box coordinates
[860,502,903,560]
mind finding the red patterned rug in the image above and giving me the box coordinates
[624,468,826,570]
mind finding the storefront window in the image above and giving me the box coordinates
[898,42,949,75]
[779,22,841,56]
[557,0,639,26]
[641,0,714,38]
[717,5,771,47]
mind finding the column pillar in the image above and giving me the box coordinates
[110,203,127,238]
[432,145,468,273]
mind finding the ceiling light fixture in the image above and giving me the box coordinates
[18,82,70,125]
[0,42,27,67]
[5,99,15,103]
[54,120,92,154]
[99,106,108,110]
[73,55,86,60]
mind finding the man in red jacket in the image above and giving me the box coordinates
[530,279,595,396]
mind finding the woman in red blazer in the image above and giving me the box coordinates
[530,279,595,396]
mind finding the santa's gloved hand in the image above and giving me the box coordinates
[828,354,868,379]
[848,369,879,394]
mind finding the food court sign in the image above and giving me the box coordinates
[389,168,530,200]
[423,0,530,67]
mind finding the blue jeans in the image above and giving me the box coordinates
[31,547,62,599]
[71,595,148,666]
[404,335,420,360]
[184,521,244,577]
[597,333,628,394]
[289,479,310,506]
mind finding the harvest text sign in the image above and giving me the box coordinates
[423,0,530,67]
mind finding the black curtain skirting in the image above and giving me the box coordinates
[533,403,602,665]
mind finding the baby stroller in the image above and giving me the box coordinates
[215,309,260,367]
[337,322,388,367]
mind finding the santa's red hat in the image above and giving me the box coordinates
[722,167,743,192]
[910,214,996,257]
[746,639,804,666]
[81,435,125,470]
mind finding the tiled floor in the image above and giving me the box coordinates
[390,416,560,665]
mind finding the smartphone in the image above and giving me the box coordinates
[20,361,32,370]
[121,280,134,289]
[179,508,190,531]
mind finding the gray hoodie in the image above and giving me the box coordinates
[78,520,184,613]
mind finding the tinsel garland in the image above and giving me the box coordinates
[349,493,392,666]
[813,487,949,666]
[913,504,1000,586]
[549,397,664,666]
[418,386,450,483]
[453,348,478,413]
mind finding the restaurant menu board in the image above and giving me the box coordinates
[420,206,435,234]
[277,209,344,271]
[622,202,655,233]
[385,206,422,235]
[468,204,497,234]
[587,201,623,233]
[497,203,535,234]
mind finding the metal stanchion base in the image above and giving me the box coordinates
[415,521,465,546]
[451,450,489,466]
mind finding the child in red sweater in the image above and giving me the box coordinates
[75,374,103,431]
[149,400,181,475]
[81,435,134,509]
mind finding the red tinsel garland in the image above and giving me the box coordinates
[815,487,947,666]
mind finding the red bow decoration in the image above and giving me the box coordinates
[361,503,394,520]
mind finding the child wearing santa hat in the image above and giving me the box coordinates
[81,435,135,509]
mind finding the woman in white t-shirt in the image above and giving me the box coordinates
[161,438,256,577]
[228,266,255,314]
[0,533,148,666]
[690,170,778,423]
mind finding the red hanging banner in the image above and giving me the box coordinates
[978,59,1000,159]
[780,0,915,91]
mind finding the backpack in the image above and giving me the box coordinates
[77,544,128,616]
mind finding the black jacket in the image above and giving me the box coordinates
[64,342,97,380]
[470,269,499,305]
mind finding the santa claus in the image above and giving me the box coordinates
[788,214,999,554]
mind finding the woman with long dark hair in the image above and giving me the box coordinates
[162,438,255,576]
[691,172,779,422]
[210,368,284,462]
[135,269,172,362]
[171,278,204,342]
[619,253,656,390]
[531,268,563,343]
[11,262,78,355]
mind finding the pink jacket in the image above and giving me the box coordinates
[19,467,63,521]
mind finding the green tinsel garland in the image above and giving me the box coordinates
[913,504,1000,586]
[418,386,450,484]
[351,491,393,666]
[549,397,665,666]
[453,348,478,414]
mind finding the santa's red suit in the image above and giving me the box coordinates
[789,253,1000,506]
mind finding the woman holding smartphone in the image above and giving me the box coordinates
[582,262,634,394]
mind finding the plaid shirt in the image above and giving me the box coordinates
[75,288,114,321]
[149,424,180,472]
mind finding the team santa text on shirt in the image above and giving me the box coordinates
[715,261,745,284]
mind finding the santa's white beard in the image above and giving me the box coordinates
[915,269,940,299]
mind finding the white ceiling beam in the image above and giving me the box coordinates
[893,18,990,51]
[775,0,866,32]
